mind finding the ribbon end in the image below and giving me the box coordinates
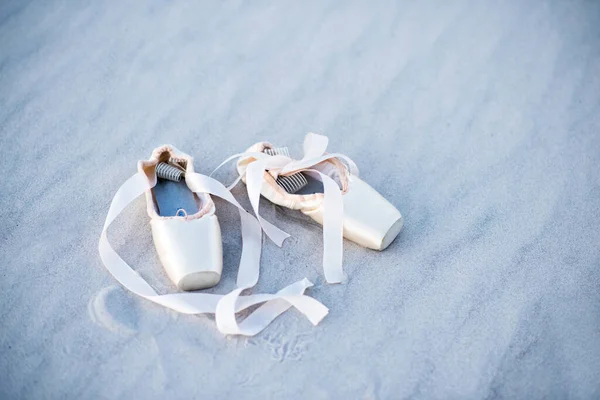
[309,304,329,326]
[301,278,314,288]
[274,232,291,247]
[324,272,347,285]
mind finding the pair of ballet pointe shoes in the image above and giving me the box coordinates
[99,133,403,336]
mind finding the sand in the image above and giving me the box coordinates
[1,0,600,398]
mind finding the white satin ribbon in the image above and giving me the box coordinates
[213,133,359,284]
[98,170,328,336]
[304,170,345,283]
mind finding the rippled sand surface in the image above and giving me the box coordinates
[1,1,599,398]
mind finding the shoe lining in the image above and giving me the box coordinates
[154,179,201,217]
[295,174,324,195]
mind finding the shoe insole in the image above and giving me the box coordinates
[295,174,324,195]
[154,179,199,217]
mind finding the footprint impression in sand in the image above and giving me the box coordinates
[246,331,315,362]
[88,286,174,337]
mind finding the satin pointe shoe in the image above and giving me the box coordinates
[139,145,223,290]
[215,133,403,284]
[98,144,329,336]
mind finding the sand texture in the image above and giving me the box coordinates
[1,1,600,398]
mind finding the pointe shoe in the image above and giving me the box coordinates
[237,143,403,251]
[222,133,403,283]
[139,145,223,290]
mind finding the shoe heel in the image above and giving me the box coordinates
[264,147,308,193]
[156,158,187,182]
